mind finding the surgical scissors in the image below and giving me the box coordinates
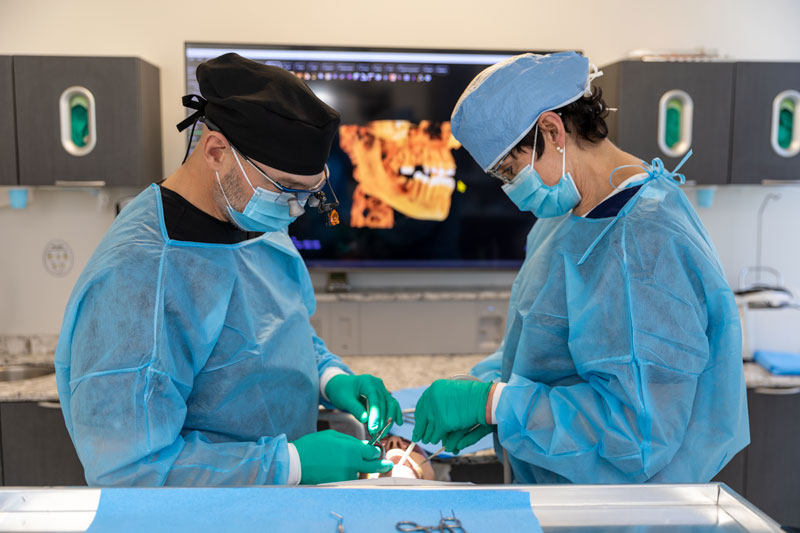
[396,511,466,532]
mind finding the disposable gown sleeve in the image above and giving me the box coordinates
[311,329,351,378]
[496,235,715,483]
[63,273,292,487]
[469,339,505,382]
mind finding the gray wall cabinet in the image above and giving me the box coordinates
[596,60,800,185]
[730,62,800,184]
[595,61,735,185]
[13,56,162,186]
[0,56,18,186]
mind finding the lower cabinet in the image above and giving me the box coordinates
[744,387,800,528]
[711,447,746,496]
[712,388,800,528]
[0,401,86,486]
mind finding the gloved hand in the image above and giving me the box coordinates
[411,379,492,445]
[324,374,403,435]
[292,430,393,485]
[441,425,494,455]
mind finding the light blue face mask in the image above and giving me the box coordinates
[216,150,307,233]
[501,126,581,218]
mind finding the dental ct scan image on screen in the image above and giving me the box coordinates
[185,44,549,268]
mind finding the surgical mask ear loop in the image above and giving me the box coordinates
[530,125,539,175]
[231,149,257,193]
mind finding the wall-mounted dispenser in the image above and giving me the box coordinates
[13,56,162,187]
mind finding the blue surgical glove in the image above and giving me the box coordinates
[325,374,403,435]
[412,379,492,445]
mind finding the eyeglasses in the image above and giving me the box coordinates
[237,148,329,201]
[487,123,545,184]
[487,152,516,184]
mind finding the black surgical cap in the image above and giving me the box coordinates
[177,53,341,175]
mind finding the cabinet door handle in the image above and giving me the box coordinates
[54,180,106,187]
[36,401,62,409]
[753,386,800,395]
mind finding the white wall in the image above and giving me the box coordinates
[2,0,800,171]
[1,0,800,349]
[686,185,800,354]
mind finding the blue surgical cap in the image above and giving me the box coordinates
[451,52,595,171]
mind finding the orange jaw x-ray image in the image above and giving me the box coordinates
[339,120,462,229]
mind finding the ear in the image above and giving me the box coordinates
[538,112,565,148]
[201,130,229,171]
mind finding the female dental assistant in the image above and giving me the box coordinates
[412,52,749,484]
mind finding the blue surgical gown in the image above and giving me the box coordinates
[54,184,349,486]
[472,174,749,484]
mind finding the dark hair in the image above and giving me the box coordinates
[511,87,610,158]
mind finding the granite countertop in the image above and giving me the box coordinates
[340,354,487,391]
[742,361,800,389]
[0,353,59,402]
[2,353,797,469]
[316,290,511,303]
[0,353,488,403]
[2,354,800,404]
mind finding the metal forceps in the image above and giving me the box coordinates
[396,510,466,532]
[367,417,393,446]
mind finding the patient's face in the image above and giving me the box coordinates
[361,435,436,480]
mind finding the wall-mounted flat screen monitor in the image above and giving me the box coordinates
[185,43,549,268]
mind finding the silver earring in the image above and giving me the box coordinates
[556,146,564,154]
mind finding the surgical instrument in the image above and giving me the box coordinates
[330,511,344,533]
[396,510,466,532]
[367,417,393,446]
[419,424,481,466]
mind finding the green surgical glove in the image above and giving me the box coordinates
[324,374,403,435]
[411,379,492,445]
[441,424,494,455]
[292,429,393,485]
